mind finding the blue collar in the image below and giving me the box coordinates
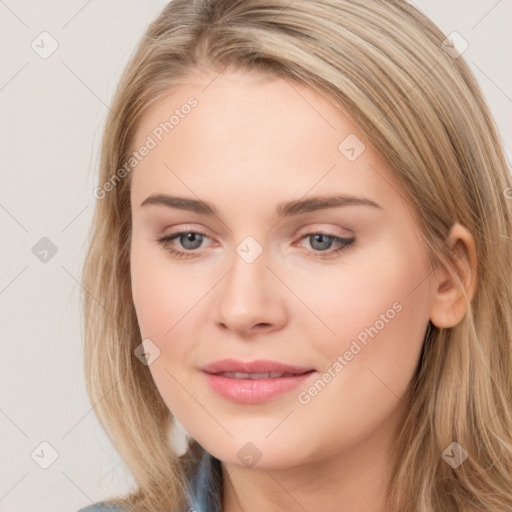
[186,447,223,512]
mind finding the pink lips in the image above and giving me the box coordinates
[200,359,316,404]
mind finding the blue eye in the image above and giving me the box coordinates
[156,231,355,259]
[156,231,210,259]
[301,233,355,258]
[174,232,205,251]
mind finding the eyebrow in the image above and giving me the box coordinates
[140,193,382,217]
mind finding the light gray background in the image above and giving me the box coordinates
[1,1,511,511]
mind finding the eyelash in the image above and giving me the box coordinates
[155,230,355,260]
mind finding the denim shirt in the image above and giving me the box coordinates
[78,447,223,512]
[186,447,223,512]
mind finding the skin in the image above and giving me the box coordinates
[129,67,477,512]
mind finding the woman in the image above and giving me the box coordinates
[79,1,512,511]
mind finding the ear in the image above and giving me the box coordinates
[429,222,477,328]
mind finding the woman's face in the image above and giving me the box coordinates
[129,69,435,470]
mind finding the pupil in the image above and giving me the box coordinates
[311,234,332,251]
[181,233,203,249]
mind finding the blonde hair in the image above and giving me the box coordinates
[81,1,512,510]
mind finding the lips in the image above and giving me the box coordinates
[200,358,315,376]
[219,371,301,379]
[200,359,316,403]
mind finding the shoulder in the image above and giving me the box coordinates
[77,503,126,512]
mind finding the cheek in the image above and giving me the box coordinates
[130,240,214,400]
[292,236,431,346]
[302,237,432,408]
[130,245,201,414]
[131,239,198,339]
[290,257,429,457]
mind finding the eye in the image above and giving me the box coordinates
[156,230,212,259]
[155,230,355,260]
[298,233,355,259]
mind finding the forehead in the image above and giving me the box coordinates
[129,70,406,215]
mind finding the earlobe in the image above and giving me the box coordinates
[429,222,478,328]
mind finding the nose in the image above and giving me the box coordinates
[214,250,288,337]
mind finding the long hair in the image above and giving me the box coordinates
[81,1,512,510]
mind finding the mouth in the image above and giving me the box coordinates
[212,370,314,379]
[200,360,316,403]
[200,358,315,375]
